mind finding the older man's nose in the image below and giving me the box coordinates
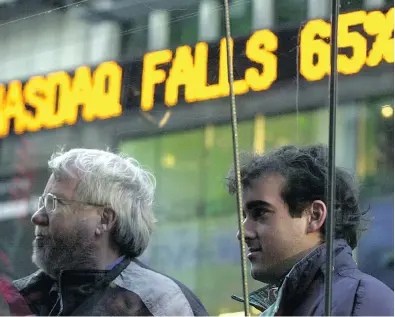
[31,208,49,226]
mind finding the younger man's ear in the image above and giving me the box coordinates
[306,200,327,234]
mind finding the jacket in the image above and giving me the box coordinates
[232,239,394,316]
[7,257,209,316]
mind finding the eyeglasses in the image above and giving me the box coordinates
[38,193,106,214]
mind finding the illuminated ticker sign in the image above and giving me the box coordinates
[0,8,393,139]
[141,8,394,111]
[141,29,278,111]
[301,8,394,81]
[0,61,123,139]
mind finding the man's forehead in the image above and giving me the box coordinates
[242,174,285,205]
[43,173,79,198]
[243,174,284,194]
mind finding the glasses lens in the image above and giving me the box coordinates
[45,194,56,212]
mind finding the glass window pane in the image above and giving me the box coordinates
[121,129,206,222]
[264,105,360,173]
[198,120,261,314]
[276,0,307,27]
[157,129,204,220]
[340,0,363,12]
[219,0,253,38]
[203,121,254,217]
[120,16,148,58]
[169,5,199,47]
[358,96,394,198]
[119,121,259,315]
[229,0,252,37]
[118,129,205,295]
[119,137,158,175]
[265,110,327,149]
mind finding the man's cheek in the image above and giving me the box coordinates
[49,220,71,238]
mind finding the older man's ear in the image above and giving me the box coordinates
[101,208,117,231]
[95,208,116,237]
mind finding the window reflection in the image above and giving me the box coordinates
[117,98,394,314]
[170,4,199,47]
[119,121,259,314]
[120,16,149,58]
[359,96,394,198]
[275,0,307,27]
[340,0,364,12]
[227,0,252,37]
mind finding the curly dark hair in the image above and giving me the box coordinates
[226,144,368,249]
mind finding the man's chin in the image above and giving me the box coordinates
[32,254,58,278]
[250,263,282,285]
[250,263,265,280]
[32,250,50,271]
[32,251,44,269]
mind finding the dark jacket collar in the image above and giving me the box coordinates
[13,257,131,316]
[232,239,356,312]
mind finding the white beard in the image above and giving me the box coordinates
[32,229,98,278]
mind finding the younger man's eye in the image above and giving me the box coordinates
[251,208,267,219]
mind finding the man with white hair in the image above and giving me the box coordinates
[5,148,208,316]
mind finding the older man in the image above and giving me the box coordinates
[5,148,208,316]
